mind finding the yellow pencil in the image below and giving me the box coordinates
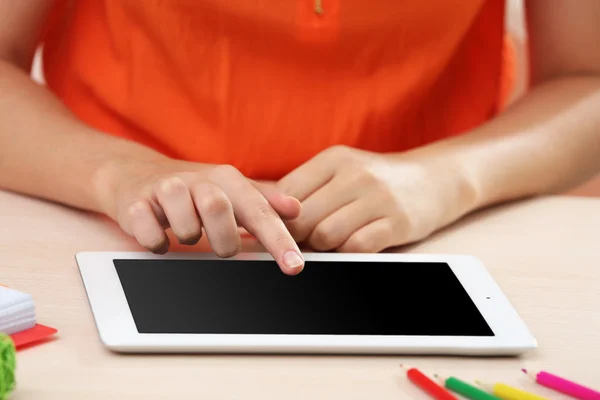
[475,381,547,400]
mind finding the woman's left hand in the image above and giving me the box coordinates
[277,145,476,252]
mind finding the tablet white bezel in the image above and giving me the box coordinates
[76,251,537,355]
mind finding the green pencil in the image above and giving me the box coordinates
[434,375,501,400]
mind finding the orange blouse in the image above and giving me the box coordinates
[41,0,514,180]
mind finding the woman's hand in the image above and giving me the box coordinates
[93,158,305,274]
[277,145,476,252]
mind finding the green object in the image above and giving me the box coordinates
[443,376,500,400]
[0,334,16,400]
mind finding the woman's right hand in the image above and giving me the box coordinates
[93,158,305,275]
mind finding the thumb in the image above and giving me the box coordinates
[252,181,302,220]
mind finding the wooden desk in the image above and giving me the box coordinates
[1,190,598,399]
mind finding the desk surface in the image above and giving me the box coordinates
[1,190,599,399]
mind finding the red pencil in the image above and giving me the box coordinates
[400,365,458,400]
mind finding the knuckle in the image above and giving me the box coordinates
[210,164,240,180]
[310,225,336,251]
[379,219,397,241]
[197,189,232,216]
[324,144,363,165]
[127,201,148,219]
[389,197,408,218]
[344,231,378,253]
[389,201,415,235]
[156,176,187,197]
[374,177,392,193]
[272,230,293,247]
[327,144,351,158]
[250,203,278,224]
[353,169,379,187]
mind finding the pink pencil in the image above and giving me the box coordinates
[522,369,600,400]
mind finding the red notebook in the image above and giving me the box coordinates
[1,284,58,350]
[10,324,58,350]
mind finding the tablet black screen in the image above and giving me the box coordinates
[114,259,494,336]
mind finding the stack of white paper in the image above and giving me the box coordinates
[0,286,36,335]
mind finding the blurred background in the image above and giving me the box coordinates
[29,0,600,197]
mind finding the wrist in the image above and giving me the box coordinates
[390,150,480,225]
[438,156,480,219]
[90,146,169,218]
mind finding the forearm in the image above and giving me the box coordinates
[414,76,600,211]
[0,60,168,212]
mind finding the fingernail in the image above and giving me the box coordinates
[283,251,304,269]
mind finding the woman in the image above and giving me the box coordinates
[0,0,599,275]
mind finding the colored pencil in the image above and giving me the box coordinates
[475,381,548,400]
[434,374,501,400]
[400,365,458,400]
[522,369,600,400]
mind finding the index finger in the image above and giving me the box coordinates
[210,166,304,275]
[251,180,302,220]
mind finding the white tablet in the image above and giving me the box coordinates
[76,251,537,356]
